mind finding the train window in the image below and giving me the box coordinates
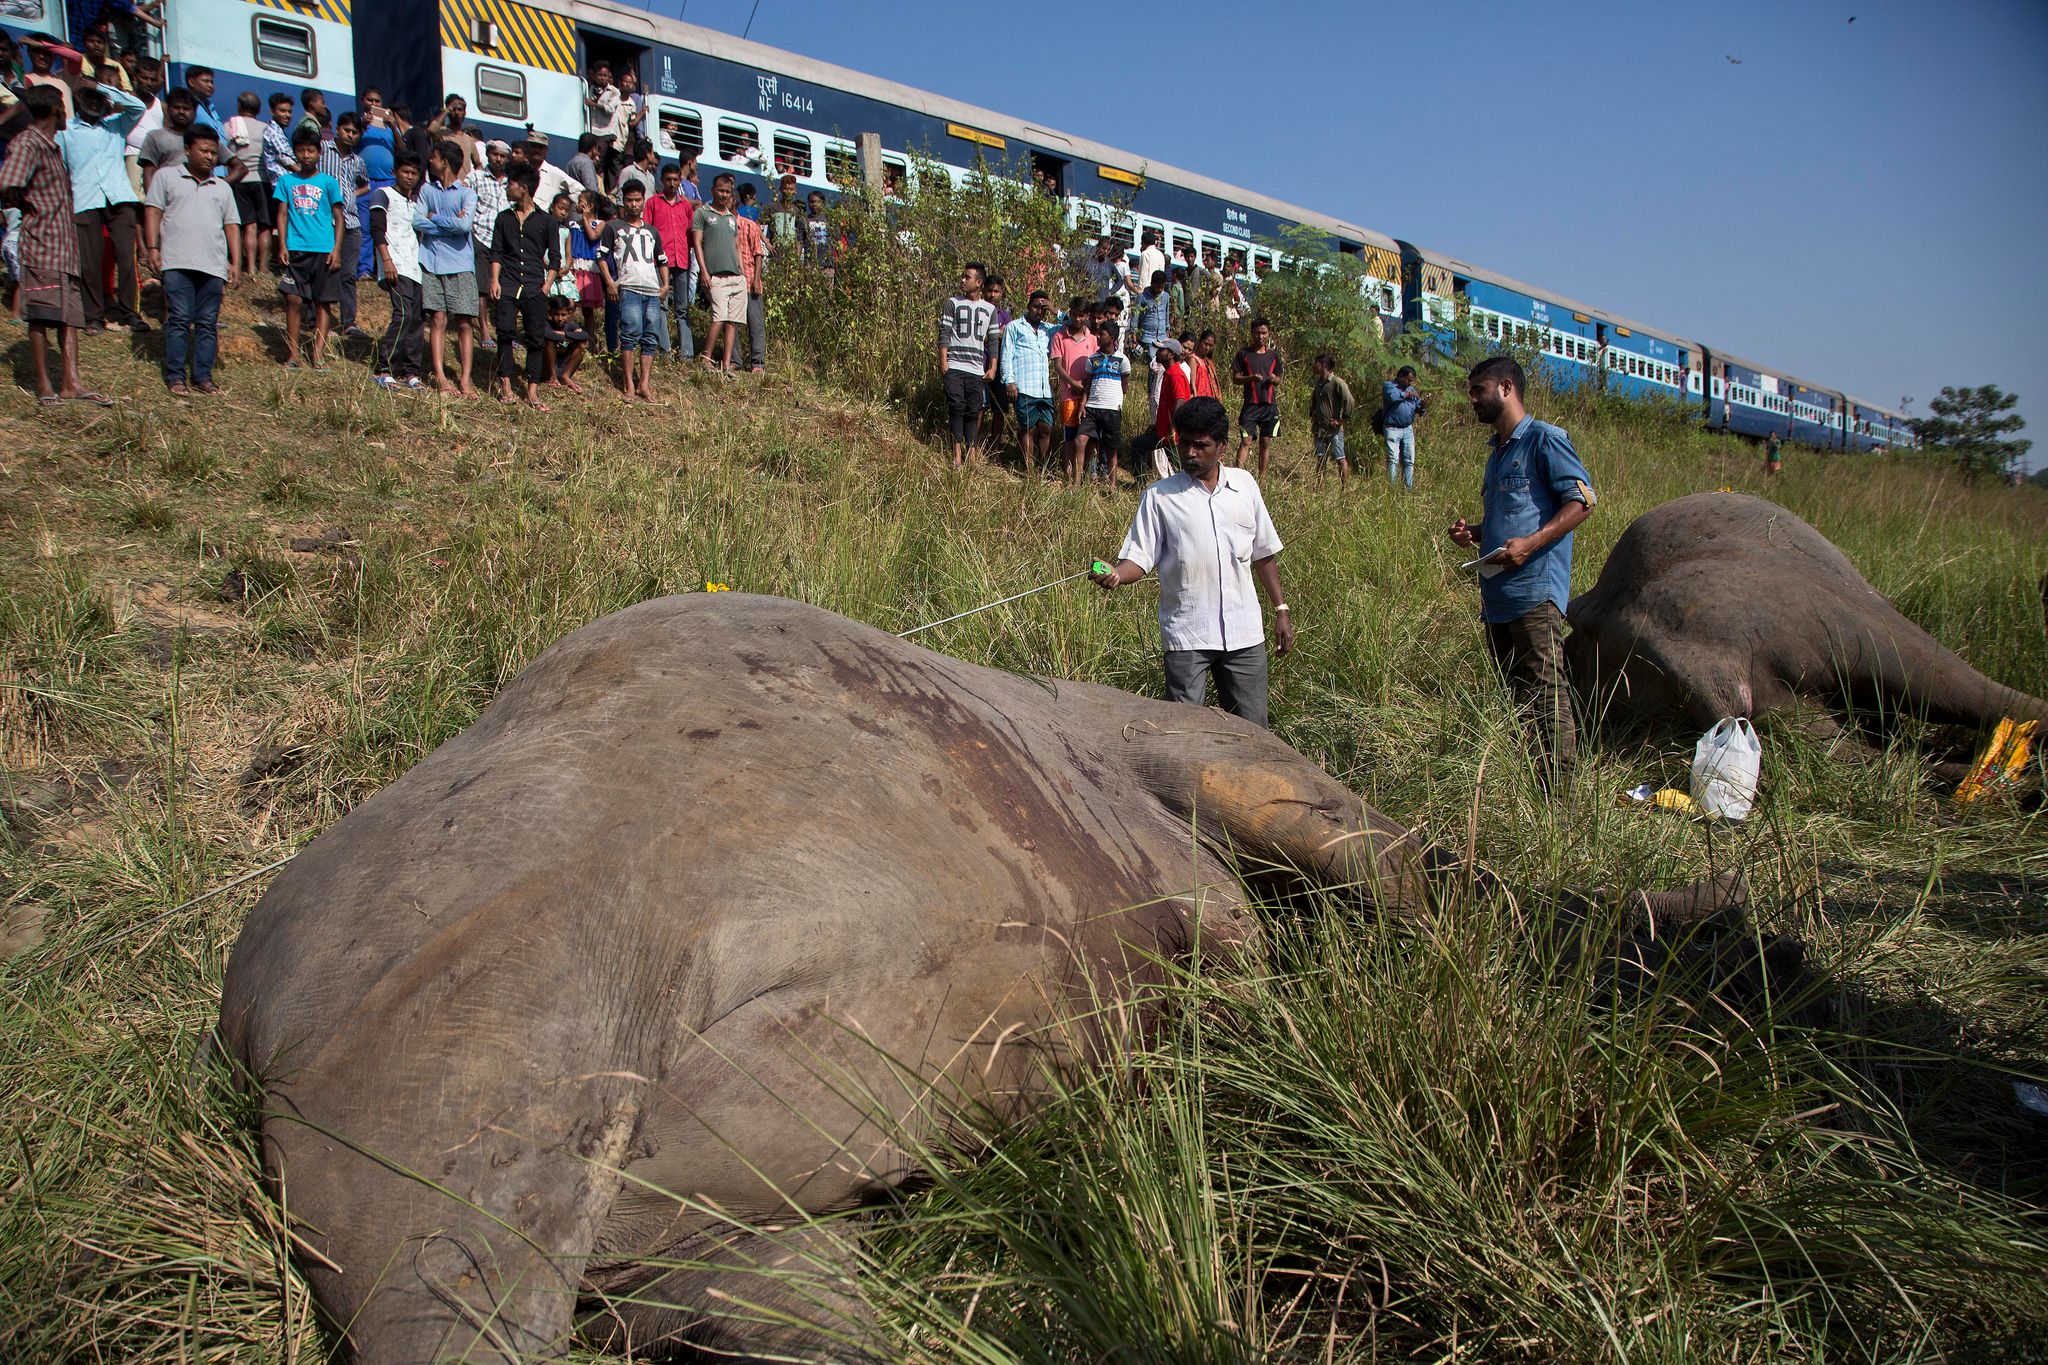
[882,155,907,196]
[1199,237,1222,269]
[473,65,526,121]
[823,140,858,185]
[657,107,703,160]
[1226,249,1247,274]
[1110,219,1135,252]
[1170,229,1194,259]
[717,118,760,164]
[772,131,813,179]
[251,15,315,78]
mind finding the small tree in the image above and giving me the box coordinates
[1910,385,2031,480]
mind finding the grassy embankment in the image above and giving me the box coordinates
[1,224,2046,1362]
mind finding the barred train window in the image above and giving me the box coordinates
[474,65,526,121]
[823,141,858,184]
[772,131,813,178]
[657,107,703,159]
[717,118,758,162]
[252,15,315,77]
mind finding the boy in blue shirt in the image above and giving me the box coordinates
[272,126,344,368]
[1448,356,1596,789]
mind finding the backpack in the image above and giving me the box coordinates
[1371,403,1389,436]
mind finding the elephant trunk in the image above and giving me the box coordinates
[1852,622,2048,731]
[1113,713,1430,913]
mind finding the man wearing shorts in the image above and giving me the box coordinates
[1050,297,1097,480]
[0,85,106,404]
[597,180,669,404]
[418,139,479,395]
[935,261,997,469]
[1000,289,1060,476]
[272,126,344,368]
[222,92,269,276]
[1310,353,1354,489]
[1233,316,1284,477]
[691,171,747,376]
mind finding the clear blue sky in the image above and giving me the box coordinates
[642,0,2046,470]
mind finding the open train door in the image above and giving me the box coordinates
[354,0,443,116]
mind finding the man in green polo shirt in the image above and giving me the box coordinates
[690,171,745,376]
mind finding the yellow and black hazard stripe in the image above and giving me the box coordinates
[441,0,578,76]
[250,0,353,26]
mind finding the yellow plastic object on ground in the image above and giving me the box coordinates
[1955,718,2038,804]
[1619,784,1701,815]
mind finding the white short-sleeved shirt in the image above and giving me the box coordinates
[1117,468,1283,652]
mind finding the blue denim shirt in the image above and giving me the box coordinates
[1133,286,1172,348]
[1381,380,1421,428]
[1479,416,1595,623]
[415,179,477,276]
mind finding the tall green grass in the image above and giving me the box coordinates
[1,161,2044,1361]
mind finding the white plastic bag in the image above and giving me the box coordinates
[1691,717,1761,820]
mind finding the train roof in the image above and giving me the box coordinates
[559,0,1401,252]
[1841,393,1910,419]
[1409,241,1901,409]
[1709,346,1851,398]
[1401,241,1695,350]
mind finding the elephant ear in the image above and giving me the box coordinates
[1112,712,1426,909]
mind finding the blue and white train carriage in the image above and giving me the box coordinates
[2,0,1911,453]
[1397,241,1912,453]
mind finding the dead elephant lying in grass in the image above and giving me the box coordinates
[217,593,1761,1361]
[1568,493,2048,768]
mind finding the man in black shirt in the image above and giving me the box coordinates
[488,164,558,410]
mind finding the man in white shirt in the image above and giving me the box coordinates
[1137,227,1166,302]
[1091,396,1294,727]
[583,60,622,182]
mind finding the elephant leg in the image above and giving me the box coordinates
[264,1072,646,1364]
[580,1220,875,1362]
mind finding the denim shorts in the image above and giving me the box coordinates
[1314,429,1347,462]
[616,289,666,354]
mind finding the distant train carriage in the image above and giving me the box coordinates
[1,0,1912,451]
[1396,244,1694,407]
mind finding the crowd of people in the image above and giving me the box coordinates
[937,242,1429,492]
[0,28,1593,788]
[0,33,841,405]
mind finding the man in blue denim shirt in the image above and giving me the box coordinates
[1448,356,1595,787]
[1381,364,1423,488]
